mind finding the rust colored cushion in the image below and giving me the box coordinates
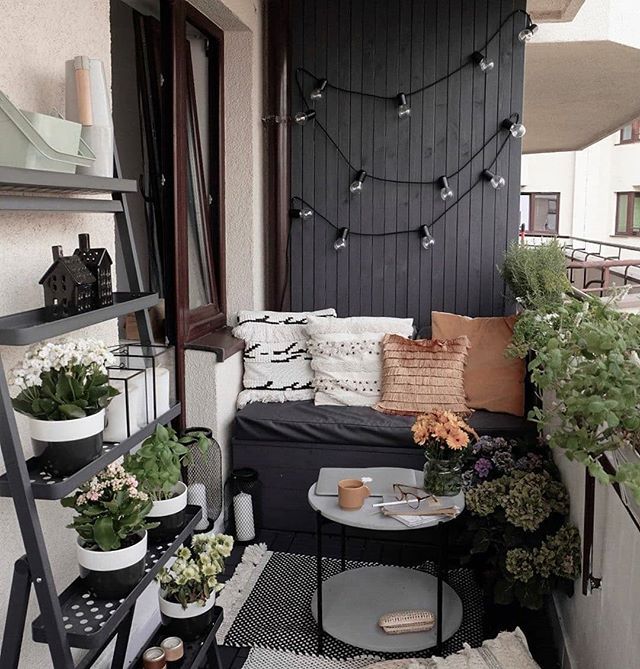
[375,334,470,416]
[431,311,525,417]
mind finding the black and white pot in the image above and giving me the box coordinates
[29,409,105,476]
[77,531,147,600]
[159,591,216,641]
[147,481,188,540]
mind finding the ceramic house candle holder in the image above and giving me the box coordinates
[104,368,146,442]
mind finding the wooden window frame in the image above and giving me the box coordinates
[619,120,640,145]
[614,192,640,237]
[522,192,560,235]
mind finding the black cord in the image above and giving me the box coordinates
[296,10,530,100]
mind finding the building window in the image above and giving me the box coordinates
[520,193,560,234]
[619,119,640,144]
[615,192,640,236]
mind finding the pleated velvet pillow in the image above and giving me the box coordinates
[375,334,470,416]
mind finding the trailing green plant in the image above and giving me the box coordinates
[500,240,570,310]
[124,424,210,501]
[461,436,581,610]
[61,460,157,551]
[10,339,119,420]
[156,533,234,608]
[509,294,640,501]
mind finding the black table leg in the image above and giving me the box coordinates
[316,510,324,655]
[341,524,346,572]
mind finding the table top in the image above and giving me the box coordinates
[308,468,465,532]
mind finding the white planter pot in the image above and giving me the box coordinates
[77,530,147,599]
[147,481,188,539]
[159,590,216,640]
[28,409,105,475]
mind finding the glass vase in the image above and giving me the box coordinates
[423,455,463,496]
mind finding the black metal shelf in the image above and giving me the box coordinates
[128,608,224,669]
[31,505,203,649]
[0,404,181,500]
[0,166,137,195]
[0,292,158,346]
[0,196,124,213]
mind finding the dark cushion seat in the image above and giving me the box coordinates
[234,400,534,448]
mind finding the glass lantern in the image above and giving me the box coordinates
[104,368,147,443]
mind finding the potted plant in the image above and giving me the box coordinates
[156,533,233,640]
[411,409,477,496]
[124,425,210,538]
[61,459,158,599]
[10,339,119,475]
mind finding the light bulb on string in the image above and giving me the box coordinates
[471,51,494,73]
[333,227,349,251]
[396,93,411,119]
[350,170,367,195]
[482,170,506,190]
[420,225,435,250]
[502,115,526,138]
[438,176,454,202]
[310,78,328,101]
[294,109,316,125]
[518,21,539,42]
[290,207,314,220]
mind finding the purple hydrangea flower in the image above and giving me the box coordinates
[474,457,493,478]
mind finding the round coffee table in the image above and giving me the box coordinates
[308,470,464,654]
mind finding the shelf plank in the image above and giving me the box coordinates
[0,196,124,213]
[128,609,224,669]
[0,166,137,194]
[31,505,203,649]
[0,404,181,500]
[0,292,158,346]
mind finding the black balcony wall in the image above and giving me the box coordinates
[286,0,526,327]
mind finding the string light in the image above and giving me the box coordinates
[350,170,367,195]
[502,115,526,138]
[396,93,411,119]
[333,227,349,251]
[420,225,435,250]
[295,109,316,125]
[310,78,328,100]
[439,176,454,202]
[518,20,538,42]
[482,170,506,190]
[290,207,314,219]
[471,51,494,73]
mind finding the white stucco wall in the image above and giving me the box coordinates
[0,2,116,667]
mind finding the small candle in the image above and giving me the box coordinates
[233,492,255,542]
[145,366,171,419]
[160,636,184,661]
[104,376,144,442]
[188,483,209,531]
[142,646,166,669]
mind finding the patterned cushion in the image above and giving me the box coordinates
[375,334,470,416]
[232,309,336,409]
[305,317,414,407]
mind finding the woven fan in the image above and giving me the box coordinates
[378,610,436,635]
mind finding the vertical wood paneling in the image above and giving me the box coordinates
[288,0,526,328]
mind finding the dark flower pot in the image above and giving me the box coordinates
[29,410,105,476]
[147,482,188,540]
[159,592,216,641]
[77,531,147,600]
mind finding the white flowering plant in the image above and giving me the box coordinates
[61,459,158,551]
[10,339,119,421]
[156,533,234,608]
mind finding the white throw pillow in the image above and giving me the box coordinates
[232,309,336,409]
[305,316,414,407]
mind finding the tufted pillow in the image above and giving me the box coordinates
[375,334,470,416]
[232,309,336,409]
[305,316,414,407]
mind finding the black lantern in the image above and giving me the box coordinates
[73,233,113,309]
[39,245,95,320]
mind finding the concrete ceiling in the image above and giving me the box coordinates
[523,41,640,154]
[527,0,586,22]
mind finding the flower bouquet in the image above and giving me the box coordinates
[411,409,478,496]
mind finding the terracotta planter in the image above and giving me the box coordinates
[147,481,188,540]
[159,590,216,641]
[29,409,104,475]
[77,531,147,599]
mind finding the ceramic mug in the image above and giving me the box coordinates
[338,479,370,510]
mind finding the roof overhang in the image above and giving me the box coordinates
[527,0,586,23]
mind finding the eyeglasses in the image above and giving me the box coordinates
[393,484,437,510]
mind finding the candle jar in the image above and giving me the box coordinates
[104,368,146,443]
[230,468,262,542]
[110,344,176,424]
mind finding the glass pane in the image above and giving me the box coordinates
[621,125,633,142]
[633,195,640,232]
[519,194,530,231]
[617,194,629,234]
[533,194,558,233]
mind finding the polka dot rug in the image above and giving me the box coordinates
[218,549,484,661]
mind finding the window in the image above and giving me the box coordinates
[615,192,640,236]
[520,193,560,234]
[619,119,640,144]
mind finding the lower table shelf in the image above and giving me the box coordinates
[31,505,203,649]
[129,607,224,669]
